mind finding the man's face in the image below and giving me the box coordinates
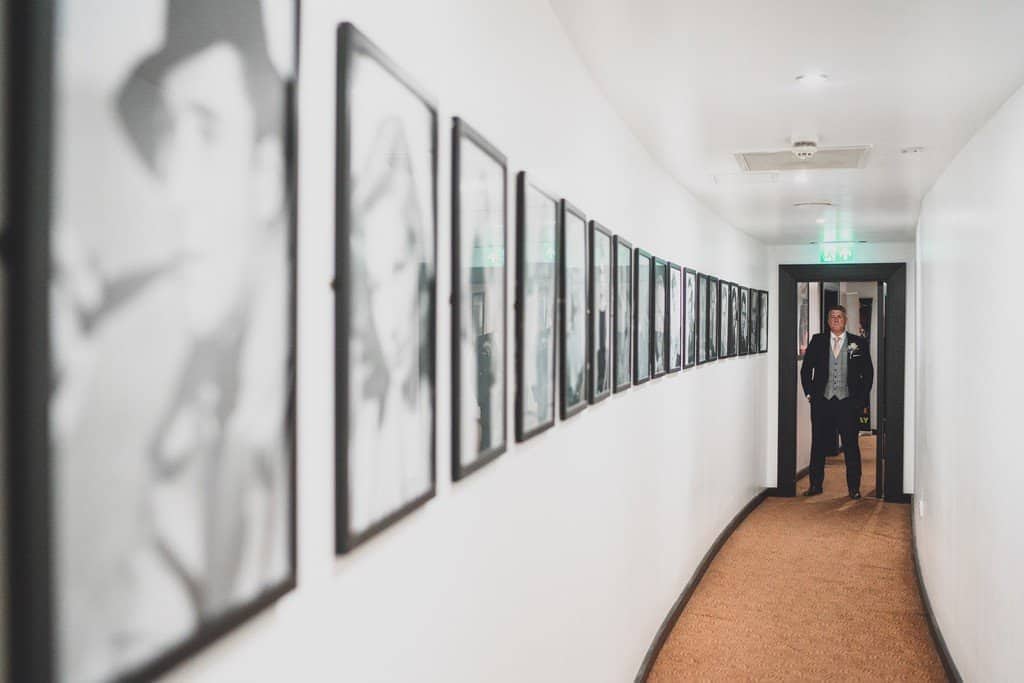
[155,43,275,335]
[828,310,847,336]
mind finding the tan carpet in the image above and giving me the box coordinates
[649,436,946,681]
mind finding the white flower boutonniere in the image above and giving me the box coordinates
[848,342,859,356]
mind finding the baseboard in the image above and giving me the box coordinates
[795,465,809,482]
[910,498,963,682]
[634,489,769,682]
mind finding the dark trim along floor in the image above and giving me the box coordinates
[634,489,769,682]
[911,497,963,683]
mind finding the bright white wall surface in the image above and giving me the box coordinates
[763,242,916,491]
[914,80,1024,680]
[162,0,769,681]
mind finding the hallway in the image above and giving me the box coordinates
[650,437,945,680]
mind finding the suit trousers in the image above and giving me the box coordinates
[809,396,862,492]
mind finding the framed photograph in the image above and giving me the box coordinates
[729,282,740,357]
[515,173,557,442]
[707,275,719,361]
[719,279,730,359]
[613,235,633,393]
[634,248,653,384]
[589,222,613,403]
[452,118,507,480]
[560,200,589,418]
[696,272,708,364]
[652,257,668,377]
[667,263,683,372]
[739,286,750,355]
[797,281,810,358]
[6,3,300,680]
[338,24,436,549]
[748,287,760,355]
[759,289,770,353]
[683,267,697,368]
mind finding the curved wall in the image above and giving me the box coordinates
[119,0,767,680]
[914,80,1024,679]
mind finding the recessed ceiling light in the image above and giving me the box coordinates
[796,73,829,85]
[901,146,925,155]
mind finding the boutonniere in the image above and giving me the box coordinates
[848,342,859,356]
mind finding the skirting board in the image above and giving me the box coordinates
[634,489,768,682]
[911,498,963,682]
[796,465,809,482]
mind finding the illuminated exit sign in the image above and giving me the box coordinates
[819,243,856,263]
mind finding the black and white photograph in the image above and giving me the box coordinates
[668,263,683,372]
[338,23,436,554]
[452,118,507,479]
[634,248,653,384]
[653,257,668,376]
[720,279,730,358]
[729,282,740,356]
[696,272,708,365]
[749,287,759,355]
[683,266,696,369]
[613,235,633,392]
[8,2,300,680]
[797,281,810,358]
[560,200,589,417]
[739,286,750,355]
[707,275,719,361]
[589,222,613,402]
[515,173,557,442]
[759,289,770,353]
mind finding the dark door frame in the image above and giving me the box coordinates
[772,263,910,503]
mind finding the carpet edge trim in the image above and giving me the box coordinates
[911,497,963,683]
[634,488,769,682]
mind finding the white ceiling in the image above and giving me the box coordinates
[549,0,1024,244]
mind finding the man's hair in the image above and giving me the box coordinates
[827,304,847,318]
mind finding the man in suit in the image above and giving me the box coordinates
[800,305,874,499]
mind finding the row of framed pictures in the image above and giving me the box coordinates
[335,20,772,561]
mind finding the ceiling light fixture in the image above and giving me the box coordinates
[795,73,829,85]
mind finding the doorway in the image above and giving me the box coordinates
[774,263,909,503]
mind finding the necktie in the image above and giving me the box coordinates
[832,336,841,358]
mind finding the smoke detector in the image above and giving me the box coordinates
[791,135,819,161]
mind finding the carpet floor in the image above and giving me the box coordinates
[649,436,947,681]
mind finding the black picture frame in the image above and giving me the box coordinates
[668,262,683,372]
[719,278,730,359]
[748,286,759,356]
[706,275,719,362]
[559,199,589,419]
[612,235,633,393]
[634,248,653,384]
[6,4,301,680]
[695,272,708,365]
[588,221,613,403]
[682,266,697,369]
[451,117,508,480]
[759,289,770,353]
[729,282,740,357]
[514,172,558,442]
[337,23,437,549]
[652,257,668,377]
[739,286,750,355]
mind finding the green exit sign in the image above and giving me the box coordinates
[819,243,855,263]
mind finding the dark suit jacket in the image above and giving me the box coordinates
[800,332,874,404]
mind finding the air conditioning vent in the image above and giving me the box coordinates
[735,145,872,172]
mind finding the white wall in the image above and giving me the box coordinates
[914,80,1024,680]
[163,0,769,680]
[764,242,916,491]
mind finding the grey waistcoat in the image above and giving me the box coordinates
[824,336,849,400]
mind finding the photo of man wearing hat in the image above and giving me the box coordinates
[49,1,295,679]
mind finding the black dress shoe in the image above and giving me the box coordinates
[849,490,861,500]
[803,487,822,497]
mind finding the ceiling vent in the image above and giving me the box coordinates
[735,145,872,172]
